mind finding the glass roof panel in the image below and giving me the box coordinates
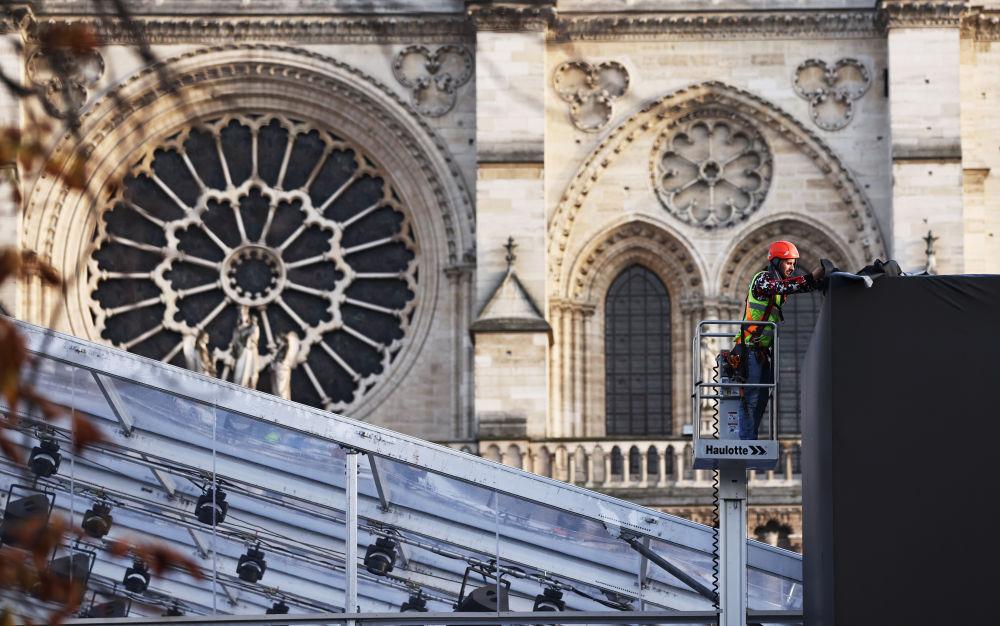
[2,319,802,620]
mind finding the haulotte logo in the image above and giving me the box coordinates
[704,444,767,456]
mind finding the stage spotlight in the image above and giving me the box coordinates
[532,586,565,611]
[237,546,267,583]
[28,438,61,477]
[456,584,509,612]
[82,502,113,538]
[266,600,289,614]
[123,560,150,593]
[83,598,129,618]
[163,602,183,616]
[400,591,428,612]
[195,488,228,525]
[364,537,397,576]
[1,492,51,547]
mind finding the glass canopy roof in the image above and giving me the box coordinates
[0,319,801,620]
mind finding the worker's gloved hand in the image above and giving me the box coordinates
[815,259,837,293]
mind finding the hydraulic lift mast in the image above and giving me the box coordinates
[692,321,780,626]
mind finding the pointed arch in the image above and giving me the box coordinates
[548,81,886,292]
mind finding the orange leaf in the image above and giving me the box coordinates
[71,410,106,452]
[0,432,23,465]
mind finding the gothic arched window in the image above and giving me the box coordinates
[604,265,671,436]
[776,290,821,434]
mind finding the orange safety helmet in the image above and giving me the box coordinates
[768,240,800,261]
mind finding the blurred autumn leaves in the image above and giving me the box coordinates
[0,5,203,623]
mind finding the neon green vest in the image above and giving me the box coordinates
[735,271,783,348]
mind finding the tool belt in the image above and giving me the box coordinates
[727,344,771,383]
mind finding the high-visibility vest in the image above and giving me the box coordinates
[734,271,782,348]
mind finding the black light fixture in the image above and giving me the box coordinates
[1,488,52,547]
[363,537,397,576]
[195,487,228,525]
[82,501,113,538]
[400,591,428,612]
[266,599,289,614]
[123,560,150,593]
[532,586,565,612]
[28,437,61,477]
[41,545,96,602]
[456,583,509,612]
[82,598,129,618]
[236,545,267,583]
[163,602,183,616]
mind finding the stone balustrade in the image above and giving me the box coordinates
[443,437,802,489]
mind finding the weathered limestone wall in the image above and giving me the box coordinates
[960,32,1000,273]
[0,35,21,315]
[474,332,549,439]
[545,36,891,281]
[888,26,965,273]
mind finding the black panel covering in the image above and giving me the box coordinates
[802,274,999,626]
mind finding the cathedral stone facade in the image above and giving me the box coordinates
[3,0,999,552]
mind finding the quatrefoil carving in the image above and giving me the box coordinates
[26,47,104,118]
[392,45,473,117]
[553,60,630,132]
[793,58,871,131]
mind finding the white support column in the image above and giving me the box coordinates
[345,450,359,619]
[718,462,748,626]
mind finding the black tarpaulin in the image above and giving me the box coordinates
[802,274,999,625]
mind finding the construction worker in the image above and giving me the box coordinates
[734,240,826,440]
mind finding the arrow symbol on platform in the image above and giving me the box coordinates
[750,445,765,455]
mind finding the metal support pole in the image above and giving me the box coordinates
[346,450,359,623]
[718,461,747,626]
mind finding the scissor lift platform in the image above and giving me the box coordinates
[692,320,779,471]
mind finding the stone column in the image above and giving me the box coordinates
[548,304,564,437]
[469,1,554,443]
[658,453,667,486]
[883,1,966,272]
[586,453,595,487]
[446,265,475,439]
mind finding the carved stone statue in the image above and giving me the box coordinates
[270,332,300,400]
[230,308,261,389]
[182,330,217,377]
[700,336,719,411]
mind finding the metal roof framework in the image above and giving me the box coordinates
[0,320,802,620]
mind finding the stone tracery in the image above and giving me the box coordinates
[651,109,773,229]
[87,113,419,413]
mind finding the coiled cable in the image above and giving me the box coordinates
[709,355,721,609]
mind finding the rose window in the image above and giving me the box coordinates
[87,115,418,413]
[652,110,772,229]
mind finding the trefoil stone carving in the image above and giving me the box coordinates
[392,45,473,117]
[552,60,629,132]
[651,109,773,229]
[793,58,871,131]
[25,46,104,117]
